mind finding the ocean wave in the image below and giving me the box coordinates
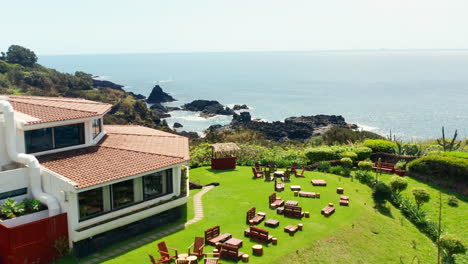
[153,78,174,84]
[356,123,379,131]
[93,75,111,81]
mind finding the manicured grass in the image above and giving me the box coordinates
[60,166,444,264]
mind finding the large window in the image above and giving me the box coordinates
[92,118,102,139]
[143,169,173,200]
[25,123,85,153]
[111,180,134,209]
[78,188,104,220]
[0,188,27,200]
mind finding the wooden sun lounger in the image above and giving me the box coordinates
[269,193,284,208]
[246,207,265,225]
[205,226,232,246]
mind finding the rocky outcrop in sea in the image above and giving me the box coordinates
[182,100,235,118]
[147,85,176,104]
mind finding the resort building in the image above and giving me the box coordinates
[0,95,190,261]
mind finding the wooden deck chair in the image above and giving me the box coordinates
[148,254,171,264]
[295,167,305,177]
[252,167,263,179]
[157,241,178,262]
[263,167,273,181]
[254,162,261,170]
[188,236,205,260]
[291,163,298,175]
[282,169,291,182]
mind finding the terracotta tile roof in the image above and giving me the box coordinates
[38,125,190,189]
[3,95,111,125]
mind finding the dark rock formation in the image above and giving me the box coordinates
[176,131,200,139]
[233,104,249,110]
[128,92,146,100]
[208,112,358,142]
[92,79,125,92]
[147,85,176,104]
[182,100,235,118]
[166,106,181,111]
[173,122,183,128]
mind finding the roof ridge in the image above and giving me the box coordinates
[11,100,104,115]
[100,145,186,160]
[106,132,178,138]
[8,95,108,105]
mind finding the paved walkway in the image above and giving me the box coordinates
[81,186,215,264]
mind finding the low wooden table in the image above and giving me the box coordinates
[178,253,189,259]
[284,225,298,236]
[252,245,263,256]
[226,237,243,248]
[311,179,327,186]
[242,254,249,262]
[291,185,301,191]
[274,171,285,178]
[285,200,299,206]
[276,206,284,214]
[186,255,198,263]
[264,219,280,228]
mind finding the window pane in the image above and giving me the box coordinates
[78,188,103,220]
[25,128,53,153]
[0,188,27,200]
[112,180,134,209]
[92,119,102,139]
[143,169,173,200]
[54,123,85,148]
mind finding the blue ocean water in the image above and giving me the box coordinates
[40,50,468,140]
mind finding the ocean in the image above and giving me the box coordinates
[40,50,468,140]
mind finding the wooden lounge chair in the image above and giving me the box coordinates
[269,193,284,208]
[218,243,244,261]
[148,254,171,264]
[283,204,304,218]
[340,199,349,206]
[203,253,221,264]
[246,207,265,225]
[205,226,232,246]
[252,167,264,179]
[274,178,284,192]
[255,162,261,170]
[157,242,178,262]
[295,167,305,177]
[188,236,205,260]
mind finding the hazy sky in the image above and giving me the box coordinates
[2,0,467,55]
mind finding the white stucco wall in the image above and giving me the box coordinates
[0,168,31,203]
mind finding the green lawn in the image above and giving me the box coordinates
[57,166,460,264]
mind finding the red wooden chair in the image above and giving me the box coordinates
[188,236,205,260]
[157,241,178,262]
[291,163,298,175]
[295,167,305,177]
[148,254,171,264]
[282,169,291,182]
[254,162,261,170]
[252,167,264,179]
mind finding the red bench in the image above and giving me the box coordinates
[244,226,274,244]
[373,162,395,173]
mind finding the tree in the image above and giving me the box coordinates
[389,176,408,194]
[437,126,461,152]
[372,182,392,206]
[438,234,466,260]
[6,45,37,67]
[412,188,430,209]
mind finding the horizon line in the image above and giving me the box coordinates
[38,48,468,57]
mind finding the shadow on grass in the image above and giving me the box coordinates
[375,204,394,218]
[407,176,468,203]
[206,168,239,174]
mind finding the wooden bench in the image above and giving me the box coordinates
[311,179,327,186]
[217,243,244,261]
[205,226,232,246]
[283,204,304,218]
[246,207,265,225]
[321,205,335,217]
[269,193,284,209]
[373,162,395,173]
[299,191,319,198]
[244,226,274,244]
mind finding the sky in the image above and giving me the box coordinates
[1,0,468,55]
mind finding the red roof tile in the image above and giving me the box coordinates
[38,125,190,189]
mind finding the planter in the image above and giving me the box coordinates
[395,169,406,176]
[211,156,237,170]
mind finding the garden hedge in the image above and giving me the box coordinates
[363,139,397,153]
[305,146,372,163]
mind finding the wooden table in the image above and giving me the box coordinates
[291,185,301,191]
[264,219,280,228]
[311,179,327,186]
[285,200,299,206]
[225,237,243,248]
[284,225,298,236]
[274,171,285,178]
[186,256,198,263]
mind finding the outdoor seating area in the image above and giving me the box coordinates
[205,225,232,246]
[244,226,275,244]
[269,193,285,209]
[246,207,266,225]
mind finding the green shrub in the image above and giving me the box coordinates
[354,147,373,160]
[23,198,42,213]
[305,147,339,162]
[0,199,25,219]
[412,188,431,209]
[447,196,458,207]
[340,151,358,161]
[407,155,468,185]
[358,160,373,171]
[443,151,468,159]
[389,176,408,193]
[340,157,353,168]
[330,166,344,175]
[403,143,422,156]
[395,160,407,170]
[363,139,397,153]
[317,161,331,172]
[355,170,374,185]
[438,234,466,257]
[341,167,352,177]
[372,182,392,205]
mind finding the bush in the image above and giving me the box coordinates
[443,151,468,159]
[0,199,25,219]
[407,155,468,185]
[330,166,344,175]
[354,147,373,161]
[403,143,422,156]
[439,234,466,257]
[23,198,42,213]
[355,170,374,185]
[358,160,373,171]
[363,139,397,153]
[447,196,458,207]
[395,160,407,170]
[340,157,353,168]
[305,147,339,162]
[317,161,331,172]
[412,188,431,209]
[341,167,352,177]
[340,151,358,161]
[389,176,408,193]
[372,182,392,205]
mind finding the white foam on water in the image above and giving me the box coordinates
[356,123,379,131]
[93,75,112,81]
